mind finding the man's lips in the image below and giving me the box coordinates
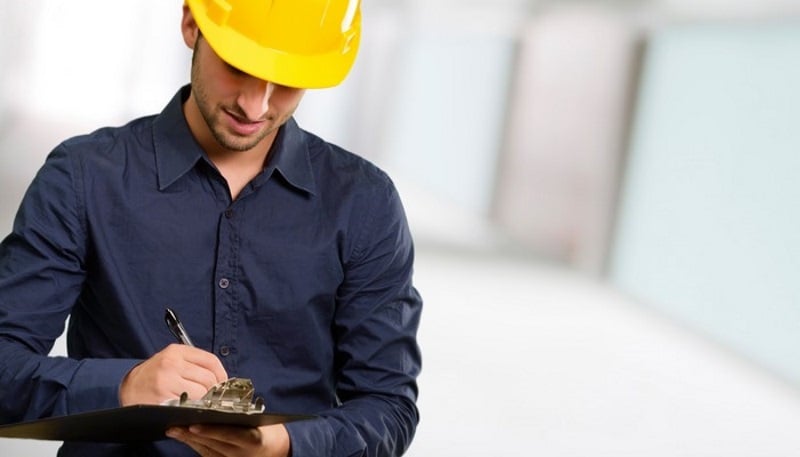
[224,109,266,135]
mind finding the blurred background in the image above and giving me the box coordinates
[2,0,800,455]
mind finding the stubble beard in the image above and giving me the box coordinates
[192,80,273,153]
[189,37,300,154]
[190,43,273,153]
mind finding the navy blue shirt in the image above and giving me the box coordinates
[0,86,422,457]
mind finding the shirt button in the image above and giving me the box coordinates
[224,209,234,218]
[218,278,230,289]
[219,346,230,357]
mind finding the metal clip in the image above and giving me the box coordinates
[165,378,265,414]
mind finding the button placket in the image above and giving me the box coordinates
[214,201,241,373]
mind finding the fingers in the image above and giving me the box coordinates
[177,345,228,386]
[119,344,228,406]
[182,441,227,457]
[157,344,229,393]
[188,425,263,446]
[170,356,225,397]
[178,439,226,457]
[167,427,244,457]
[167,424,290,457]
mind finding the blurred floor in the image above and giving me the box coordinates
[407,246,800,457]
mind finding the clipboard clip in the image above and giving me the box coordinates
[164,378,266,414]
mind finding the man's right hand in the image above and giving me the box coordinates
[119,344,228,406]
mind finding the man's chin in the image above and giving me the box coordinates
[212,131,267,153]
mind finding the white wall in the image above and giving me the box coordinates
[609,22,800,384]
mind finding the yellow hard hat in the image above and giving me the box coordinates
[185,0,361,89]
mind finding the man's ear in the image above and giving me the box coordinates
[180,5,199,49]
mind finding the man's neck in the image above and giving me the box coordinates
[182,94,276,200]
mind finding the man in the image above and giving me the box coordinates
[0,1,422,456]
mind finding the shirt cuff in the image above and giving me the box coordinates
[66,358,141,414]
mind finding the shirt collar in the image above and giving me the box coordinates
[152,85,316,196]
[262,117,317,196]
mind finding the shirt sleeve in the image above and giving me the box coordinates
[285,176,423,457]
[0,145,139,422]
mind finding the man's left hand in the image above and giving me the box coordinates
[166,423,290,457]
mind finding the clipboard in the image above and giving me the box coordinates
[0,404,313,442]
[0,378,314,442]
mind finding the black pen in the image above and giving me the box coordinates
[165,308,195,347]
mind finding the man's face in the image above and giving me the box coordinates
[188,36,305,154]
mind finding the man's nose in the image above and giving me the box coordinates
[237,77,274,121]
